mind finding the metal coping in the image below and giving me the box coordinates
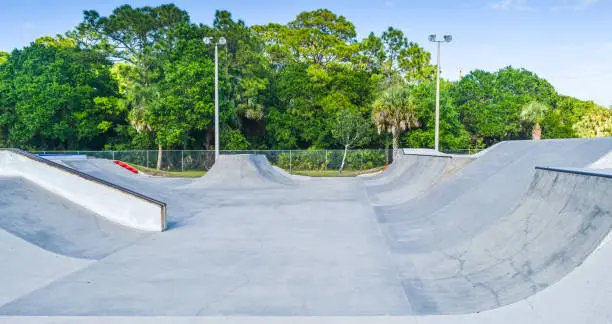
[536,166,612,179]
[0,148,168,210]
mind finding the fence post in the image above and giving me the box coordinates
[289,150,292,173]
[112,151,115,160]
[146,150,149,168]
[325,150,328,169]
[181,150,184,172]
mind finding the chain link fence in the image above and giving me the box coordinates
[33,149,396,172]
[34,148,482,173]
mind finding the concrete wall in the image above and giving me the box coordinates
[0,150,166,231]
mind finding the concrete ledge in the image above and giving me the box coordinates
[0,149,167,231]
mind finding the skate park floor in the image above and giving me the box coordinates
[0,138,612,323]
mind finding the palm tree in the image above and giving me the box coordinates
[520,101,549,140]
[236,95,264,121]
[372,85,420,152]
[126,84,163,169]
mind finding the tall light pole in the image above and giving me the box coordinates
[203,36,227,160]
[429,34,452,151]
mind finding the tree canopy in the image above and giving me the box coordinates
[0,5,607,153]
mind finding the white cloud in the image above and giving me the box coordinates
[490,0,532,10]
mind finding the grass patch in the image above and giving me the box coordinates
[132,165,206,178]
[291,168,383,177]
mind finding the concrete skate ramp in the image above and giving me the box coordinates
[0,149,167,231]
[391,167,612,315]
[589,151,612,168]
[366,154,473,205]
[61,159,192,196]
[377,138,612,253]
[188,154,297,189]
[60,159,209,228]
[359,153,414,183]
[0,228,93,307]
[0,176,148,259]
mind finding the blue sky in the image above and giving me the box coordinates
[1,0,611,106]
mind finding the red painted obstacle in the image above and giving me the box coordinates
[113,160,139,174]
[382,165,390,172]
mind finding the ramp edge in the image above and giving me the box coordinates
[0,149,167,231]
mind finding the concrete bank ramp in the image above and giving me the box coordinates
[0,176,148,259]
[0,149,167,231]
[61,159,192,197]
[393,167,612,317]
[0,228,93,308]
[186,154,297,189]
[377,138,612,253]
[366,153,473,205]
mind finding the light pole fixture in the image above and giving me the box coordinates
[429,34,452,151]
[203,36,227,160]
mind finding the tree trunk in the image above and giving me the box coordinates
[339,145,349,174]
[532,123,542,140]
[392,129,400,156]
[156,143,163,170]
[385,136,390,164]
[205,129,213,150]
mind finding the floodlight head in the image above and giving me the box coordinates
[444,35,453,43]
[429,34,437,42]
[203,37,212,45]
[218,37,227,45]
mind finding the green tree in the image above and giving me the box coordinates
[542,95,598,139]
[72,4,191,166]
[212,11,271,148]
[455,67,557,146]
[0,52,9,65]
[255,9,357,67]
[573,106,612,138]
[0,37,122,150]
[520,101,550,140]
[372,85,420,151]
[331,109,369,173]
[403,81,470,150]
[379,27,434,86]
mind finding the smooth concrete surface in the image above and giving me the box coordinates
[590,151,612,168]
[186,154,298,189]
[0,150,166,231]
[0,180,408,315]
[360,153,419,185]
[376,138,612,253]
[0,138,611,323]
[0,176,149,259]
[389,168,612,314]
[0,228,93,308]
[366,154,472,205]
